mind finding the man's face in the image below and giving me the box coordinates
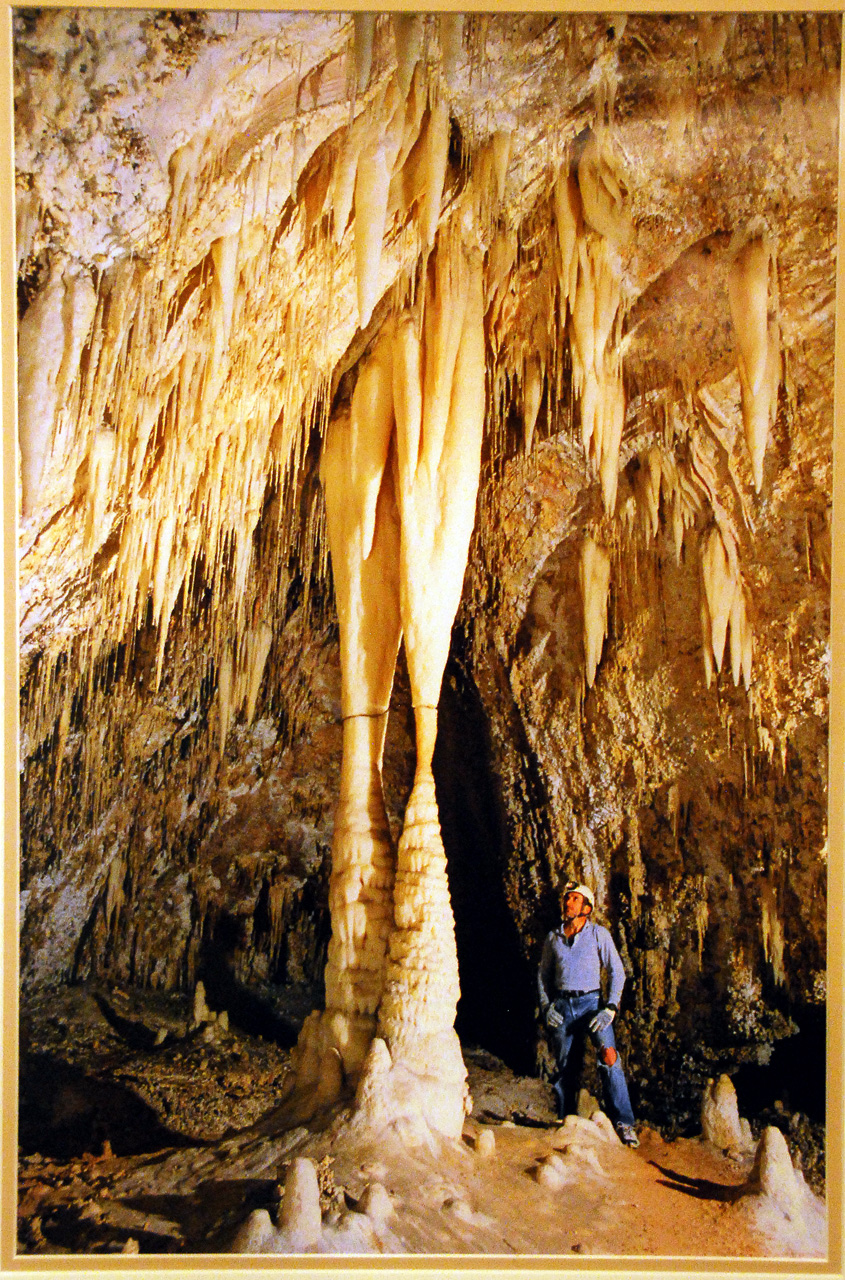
[563,891,586,918]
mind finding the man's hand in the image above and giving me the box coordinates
[545,1005,564,1029]
[589,1007,615,1034]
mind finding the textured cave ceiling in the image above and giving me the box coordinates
[11,9,840,1136]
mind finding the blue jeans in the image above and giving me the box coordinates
[548,991,635,1127]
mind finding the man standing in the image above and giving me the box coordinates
[538,882,639,1147]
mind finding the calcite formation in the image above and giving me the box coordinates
[14,10,837,1149]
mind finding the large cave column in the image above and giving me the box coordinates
[365,228,486,1138]
[292,334,403,1099]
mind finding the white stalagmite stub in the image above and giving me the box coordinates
[579,537,611,688]
[279,1157,323,1249]
[475,1127,496,1157]
[229,1207,275,1254]
[700,1073,752,1153]
[750,1125,805,1224]
[357,1181,393,1225]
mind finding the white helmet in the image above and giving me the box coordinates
[563,882,595,912]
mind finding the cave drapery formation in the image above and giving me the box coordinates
[16,11,836,1137]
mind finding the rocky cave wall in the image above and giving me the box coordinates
[15,10,838,1130]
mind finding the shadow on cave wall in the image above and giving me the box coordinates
[434,661,538,1077]
[19,1053,193,1159]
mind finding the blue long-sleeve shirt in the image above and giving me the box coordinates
[537,919,626,1013]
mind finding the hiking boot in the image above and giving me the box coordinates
[617,1123,640,1148]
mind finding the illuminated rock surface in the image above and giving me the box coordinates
[14,9,835,1256]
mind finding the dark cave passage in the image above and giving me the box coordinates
[434,664,539,1078]
[733,1004,826,1125]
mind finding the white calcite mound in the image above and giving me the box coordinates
[475,1127,496,1158]
[749,1126,805,1224]
[589,1110,621,1144]
[279,1156,323,1249]
[229,1207,275,1254]
[357,1181,393,1226]
[535,1152,570,1190]
[230,1155,324,1254]
[701,1074,754,1154]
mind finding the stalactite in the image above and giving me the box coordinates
[18,263,69,518]
[417,96,450,250]
[354,83,403,328]
[392,14,423,99]
[353,13,376,95]
[84,429,117,556]
[760,878,786,984]
[727,234,780,492]
[439,12,464,85]
[699,524,753,689]
[579,536,611,688]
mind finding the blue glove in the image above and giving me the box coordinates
[589,1007,615,1034]
[546,1005,564,1029]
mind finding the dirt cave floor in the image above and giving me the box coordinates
[17,985,827,1259]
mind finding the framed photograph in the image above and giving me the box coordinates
[3,4,842,1276]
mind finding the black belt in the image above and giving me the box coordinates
[557,989,600,997]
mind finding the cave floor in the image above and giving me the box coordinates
[16,985,826,1259]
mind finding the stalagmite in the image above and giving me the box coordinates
[293,331,402,1096]
[370,229,486,1138]
[728,235,779,491]
[579,537,611,688]
[751,1126,806,1224]
[701,1074,750,1152]
[279,1157,323,1249]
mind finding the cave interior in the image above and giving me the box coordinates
[10,6,839,1258]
